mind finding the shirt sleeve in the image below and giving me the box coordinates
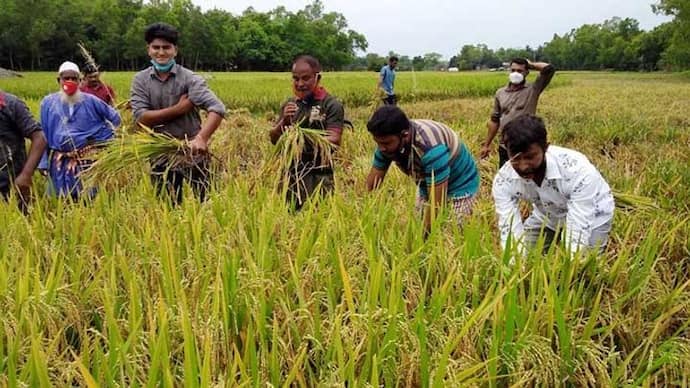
[129,73,150,121]
[324,98,344,131]
[533,64,556,94]
[10,96,42,138]
[564,165,600,253]
[421,144,451,187]
[490,93,501,123]
[372,148,392,170]
[187,74,226,117]
[492,172,525,252]
[95,98,121,128]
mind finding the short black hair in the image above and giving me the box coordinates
[367,105,410,136]
[144,22,179,45]
[510,57,528,68]
[293,55,321,72]
[389,56,399,62]
[501,115,548,154]
[83,64,99,74]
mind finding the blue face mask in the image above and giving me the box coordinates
[151,59,176,73]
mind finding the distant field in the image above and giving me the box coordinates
[0,71,689,386]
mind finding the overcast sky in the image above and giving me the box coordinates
[196,0,671,58]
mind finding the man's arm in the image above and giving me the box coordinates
[189,112,223,152]
[480,119,500,159]
[130,74,194,127]
[564,167,602,254]
[423,179,449,237]
[492,173,525,252]
[529,60,556,93]
[366,167,388,191]
[13,98,47,194]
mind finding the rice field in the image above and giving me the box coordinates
[0,71,689,386]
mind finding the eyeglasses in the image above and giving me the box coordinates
[60,76,79,81]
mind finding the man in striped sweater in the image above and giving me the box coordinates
[366,105,480,237]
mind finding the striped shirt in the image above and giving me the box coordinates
[372,119,479,199]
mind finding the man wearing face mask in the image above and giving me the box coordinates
[480,58,555,167]
[39,61,120,199]
[366,105,480,237]
[130,22,226,204]
[492,115,614,257]
[270,55,345,210]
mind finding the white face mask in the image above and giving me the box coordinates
[509,72,525,84]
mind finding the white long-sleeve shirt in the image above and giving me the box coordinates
[492,145,615,253]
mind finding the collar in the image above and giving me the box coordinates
[312,86,328,100]
[507,147,561,181]
[148,64,179,79]
[506,82,527,92]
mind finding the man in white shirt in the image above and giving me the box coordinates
[492,115,614,255]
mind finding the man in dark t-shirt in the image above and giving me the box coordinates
[269,55,345,210]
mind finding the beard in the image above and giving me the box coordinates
[60,90,82,105]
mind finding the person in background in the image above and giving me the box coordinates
[80,64,116,106]
[39,61,120,200]
[378,56,398,105]
[480,58,555,167]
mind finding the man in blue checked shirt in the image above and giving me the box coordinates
[366,105,480,237]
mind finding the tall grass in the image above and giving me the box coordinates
[0,71,688,386]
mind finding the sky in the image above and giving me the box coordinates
[195,0,672,58]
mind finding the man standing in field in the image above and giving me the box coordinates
[80,64,116,106]
[130,22,226,204]
[39,61,120,200]
[480,58,555,167]
[378,56,398,105]
[269,55,345,211]
[0,90,47,210]
[366,105,480,237]
[492,115,614,256]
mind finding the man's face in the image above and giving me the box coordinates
[85,72,101,87]
[147,38,177,65]
[292,61,319,98]
[373,132,407,159]
[389,60,398,70]
[508,143,546,180]
[58,71,80,88]
[509,62,528,77]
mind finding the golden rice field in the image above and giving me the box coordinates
[0,71,689,386]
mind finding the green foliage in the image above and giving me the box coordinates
[0,0,367,71]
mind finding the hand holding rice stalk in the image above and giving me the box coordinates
[82,124,202,186]
[259,117,337,194]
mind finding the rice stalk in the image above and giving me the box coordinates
[613,190,659,211]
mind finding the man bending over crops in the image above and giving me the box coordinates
[0,90,47,211]
[130,22,226,204]
[492,115,614,256]
[366,105,480,236]
[39,61,120,200]
[80,64,116,106]
[269,55,345,210]
[480,58,555,167]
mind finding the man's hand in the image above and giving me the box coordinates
[480,144,492,160]
[176,94,194,115]
[188,135,209,154]
[282,102,299,126]
[14,172,32,199]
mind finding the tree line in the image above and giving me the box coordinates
[0,0,367,72]
[450,1,689,71]
[0,0,687,72]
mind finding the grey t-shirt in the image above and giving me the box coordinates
[130,64,226,139]
[491,65,556,131]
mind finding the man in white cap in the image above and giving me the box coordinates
[39,61,121,199]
